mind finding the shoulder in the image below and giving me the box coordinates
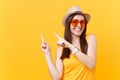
[86,34,97,44]
[86,34,97,42]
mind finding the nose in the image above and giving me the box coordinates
[77,22,81,27]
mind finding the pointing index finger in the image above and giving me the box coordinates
[54,32,61,39]
[41,35,45,42]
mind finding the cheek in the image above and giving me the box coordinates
[70,25,74,32]
[83,27,85,30]
[70,24,74,28]
[80,27,85,34]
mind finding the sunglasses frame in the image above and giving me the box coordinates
[71,19,86,28]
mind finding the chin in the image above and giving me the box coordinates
[74,32,81,37]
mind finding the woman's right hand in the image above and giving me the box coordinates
[40,35,51,56]
[54,32,73,49]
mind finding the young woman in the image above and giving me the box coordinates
[41,6,97,80]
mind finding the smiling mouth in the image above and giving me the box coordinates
[75,28,82,31]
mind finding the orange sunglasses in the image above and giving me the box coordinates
[71,19,85,28]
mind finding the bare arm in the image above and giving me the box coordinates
[41,35,63,80]
[44,47,63,80]
[44,53,60,80]
[55,47,64,79]
[54,33,97,69]
[69,35,97,69]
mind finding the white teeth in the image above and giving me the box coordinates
[76,28,81,31]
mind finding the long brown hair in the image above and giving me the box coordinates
[60,12,88,60]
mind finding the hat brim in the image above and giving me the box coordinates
[62,11,90,26]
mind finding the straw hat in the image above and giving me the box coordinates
[62,6,90,26]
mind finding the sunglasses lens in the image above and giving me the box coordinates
[71,19,79,27]
[80,20,85,27]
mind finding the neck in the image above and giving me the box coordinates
[71,34,81,49]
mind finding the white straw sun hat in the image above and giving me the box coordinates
[62,6,90,26]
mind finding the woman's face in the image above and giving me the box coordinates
[70,15,86,37]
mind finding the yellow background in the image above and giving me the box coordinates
[0,0,120,80]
